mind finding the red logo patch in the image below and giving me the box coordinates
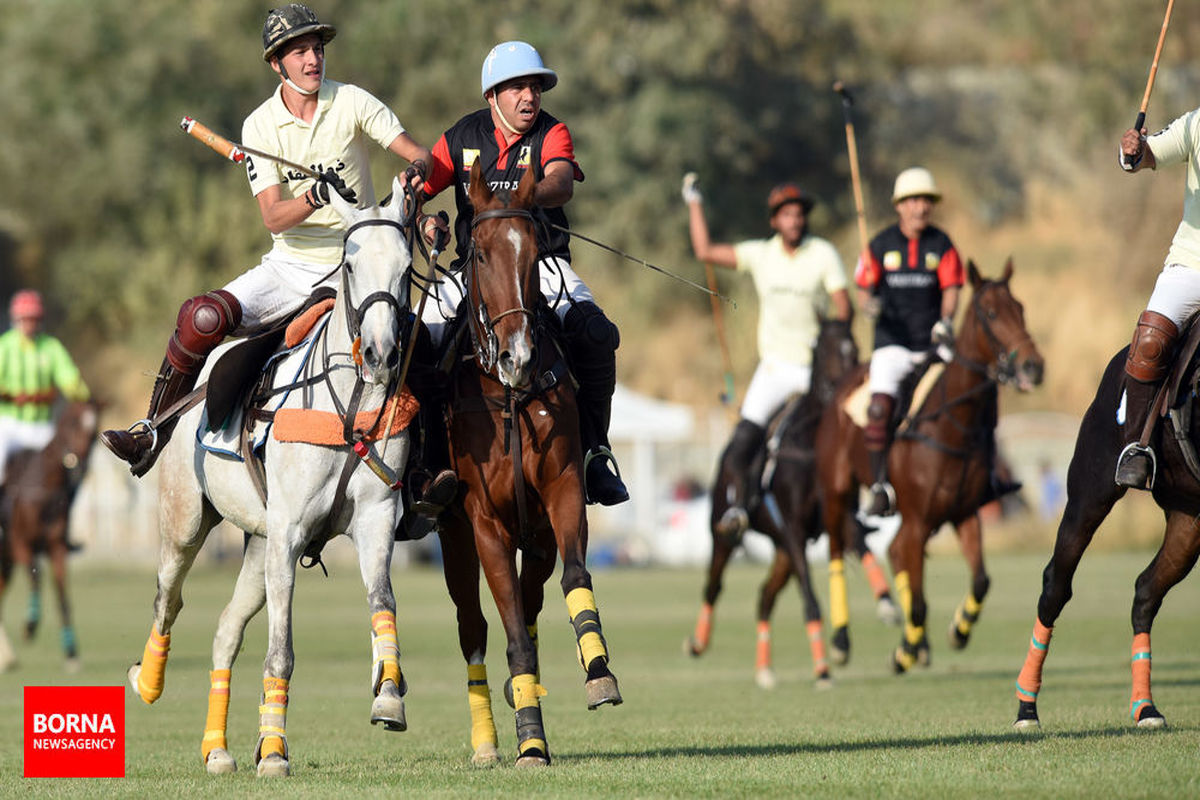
[24,686,125,778]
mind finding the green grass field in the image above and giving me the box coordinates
[3,546,1199,798]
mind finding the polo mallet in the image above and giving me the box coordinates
[1126,0,1176,166]
[833,82,871,259]
[180,116,322,179]
[684,172,737,405]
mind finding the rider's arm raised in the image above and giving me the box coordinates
[685,200,738,269]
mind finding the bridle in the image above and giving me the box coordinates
[464,206,536,374]
[955,280,1034,386]
[338,217,409,371]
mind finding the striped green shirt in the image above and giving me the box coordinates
[0,328,90,422]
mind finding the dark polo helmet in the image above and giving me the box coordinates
[262,4,336,62]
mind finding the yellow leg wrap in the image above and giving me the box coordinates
[371,611,402,693]
[829,559,849,630]
[201,668,231,762]
[905,623,924,647]
[519,736,549,757]
[895,645,917,671]
[510,672,547,711]
[137,626,171,704]
[466,663,498,751]
[755,620,771,671]
[895,571,912,621]
[565,587,608,667]
[257,677,289,761]
[955,592,983,636]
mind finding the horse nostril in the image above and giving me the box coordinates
[385,347,399,370]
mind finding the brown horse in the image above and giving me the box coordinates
[1013,316,1200,730]
[436,161,620,767]
[686,318,900,688]
[817,260,1043,672]
[0,399,101,672]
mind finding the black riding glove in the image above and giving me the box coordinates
[310,167,357,207]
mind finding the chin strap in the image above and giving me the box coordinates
[489,95,524,137]
[281,63,323,97]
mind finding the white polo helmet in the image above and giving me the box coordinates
[891,167,942,204]
[481,41,558,96]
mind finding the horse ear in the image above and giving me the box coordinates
[967,259,982,288]
[1002,256,1014,282]
[467,160,492,209]
[390,176,406,220]
[513,166,537,208]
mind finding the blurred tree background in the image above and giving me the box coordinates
[4,0,1200,416]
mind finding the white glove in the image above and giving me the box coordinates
[932,316,955,361]
[681,172,703,204]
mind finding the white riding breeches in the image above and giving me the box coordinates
[1146,263,1200,328]
[222,248,342,332]
[868,345,928,398]
[420,256,595,348]
[0,418,54,485]
[740,357,812,428]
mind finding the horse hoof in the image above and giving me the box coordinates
[755,668,777,690]
[586,674,622,709]
[684,636,705,657]
[814,673,834,692]
[830,626,850,666]
[890,649,910,675]
[1014,700,1040,731]
[947,622,969,651]
[1135,705,1167,729]
[64,656,82,674]
[370,681,407,731]
[1012,717,1042,732]
[0,656,16,673]
[256,753,290,778]
[471,742,501,768]
[205,748,237,775]
[876,597,903,626]
[515,750,551,768]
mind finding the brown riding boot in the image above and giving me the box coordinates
[100,360,198,477]
[865,392,897,516]
[1114,311,1179,490]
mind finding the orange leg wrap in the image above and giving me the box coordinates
[1130,632,1153,720]
[257,677,289,761]
[137,626,171,704]
[806,620,828,676]
[755,620,771,672]
[860,551,891,599]
[692,603,713,653]
[1015,618,1053,702]
[201,668,231,762]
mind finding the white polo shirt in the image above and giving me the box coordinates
[242,79,406,265]
[1148,107,1200,272]
[733,234,848,366]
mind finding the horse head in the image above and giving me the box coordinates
[812,317,859,405]
[325,176,413,386]
[961,258,1044,392]
[57,399,101,491]
[465,160,540,390]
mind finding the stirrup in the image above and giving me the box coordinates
[1115,442,1156,490]
[583,445,622,478]
[128,418,159,453]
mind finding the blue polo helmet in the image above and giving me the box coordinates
[480,41,558,96]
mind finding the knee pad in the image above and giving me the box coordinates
[167,290,243,374]
[1125,310,1178,383]
[564,301,620,354]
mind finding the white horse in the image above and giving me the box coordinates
[127,178,416,778]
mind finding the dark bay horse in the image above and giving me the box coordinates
[1013,320,1200,730]
[686,318,900,688]
[817,260,1043,673]
[0,399,101,672]
[436,161,620,767]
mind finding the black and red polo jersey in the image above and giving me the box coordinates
[424,108,584,268]
[854,223,964,350]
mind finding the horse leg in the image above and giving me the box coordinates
[686,529,736,657]
[437,509,500,767]
[519,537,555,682]
[823,493,856,665]
[889,520,932,673]
[23,549,39,642]
[203,533,267,775]
[0,551,15,671]
[753,549,791,689]
[1127,511,1200,728]
[947,513,990,650]
[475,523,549,766]
[352,510,406,735]
[778,527,832,690]
[847,515,900,625]
[46,537,80,672]
[1013,415,1123,730]
[130,489,222,705]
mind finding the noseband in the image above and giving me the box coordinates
[339,217,409,367]
[964,282,1034,386]
[466,207,536,373]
